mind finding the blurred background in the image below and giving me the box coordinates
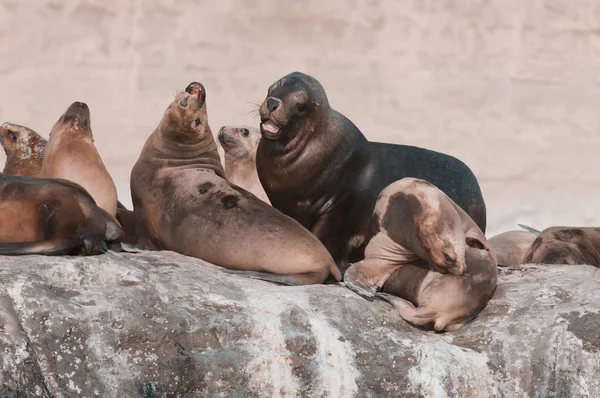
[1,0,599,236]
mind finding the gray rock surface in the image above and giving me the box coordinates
[1,250,599,397]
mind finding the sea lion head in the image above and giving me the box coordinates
[50,101,93,139]
[524,227,600,265]
[259,72,329,142]
[0,123,47,160]
[218,125,261,160]
[159,82,210,143]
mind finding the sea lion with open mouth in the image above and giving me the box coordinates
[256,72,487,273]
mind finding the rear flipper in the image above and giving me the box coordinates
[376,292,453,332]
[518,224,541,235]
[0,239,78,256]
[220,269,330,286]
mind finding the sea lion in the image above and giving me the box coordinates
[524,226,600,266]
[0,173,123,255]
[488,229,538,267]
[0,122,47,177]
[343,178,497,332]
[130,82,340,285]
[41,102,118,217]
[218,125,270,204]
[256,72,486,273]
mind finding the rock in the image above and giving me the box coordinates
[0,251,599,397]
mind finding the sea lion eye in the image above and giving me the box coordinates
[240,128,249,137]
[194,119,201,127]
[179,97,189,107]
[8,131,17,142]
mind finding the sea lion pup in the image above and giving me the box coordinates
[0,122,47,177]
[256,72,486,273]
[523,226,600,266]
[218,125,270,204]
[130,82,340,285]
[344,178,497,332]
[0,174,123,255]
[41,102,118,217]
[488,229,538,267]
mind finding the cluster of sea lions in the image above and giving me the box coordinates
[1,72,596,332]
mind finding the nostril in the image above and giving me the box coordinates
[266,97,280,113]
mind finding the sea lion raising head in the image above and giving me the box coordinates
[130,82,340,285]
[41,102,118,217]
[0,122,47,177]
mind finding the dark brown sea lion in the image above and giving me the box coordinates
[0,123,47,177]
[524,226,600,266]
[217,125,270,204]
[130,82,340,285]
[344,178,497,332]
[256,72,486,273]
[0,174,123,255]
[41,102,118,217]
[488,229,538,267]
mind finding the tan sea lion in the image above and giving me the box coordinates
[524,226,600,266]
[343,178,498,332]
[488,229,538,267]
[0,122,47,177]
[217,125,270,204]
[256,72,486,273]
[41,102,118,217]
[0,174,123,255]
[130,82,340,285]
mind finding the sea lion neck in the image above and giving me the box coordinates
[153,124,224,175]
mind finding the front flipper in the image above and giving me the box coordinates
[343,261,402,301]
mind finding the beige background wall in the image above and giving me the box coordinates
[1,0,599,236]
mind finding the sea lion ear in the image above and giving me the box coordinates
[185,82,204,98]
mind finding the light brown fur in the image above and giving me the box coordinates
[344,178,498,332]
[0,123,47,177]
[524,226,600,266]
[218,125,270,204]
[41,102,118,217]
[130,82,340,285]
[488,230,537,267]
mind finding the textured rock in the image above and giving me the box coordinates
[1,251,599,397]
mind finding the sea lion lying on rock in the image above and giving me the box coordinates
[344,178,497,332]
[524,226,600,266]
[0,173,123,255]
[488,229,538,267]
[130,82,340,285]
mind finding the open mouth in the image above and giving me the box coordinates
[260,120,281,139]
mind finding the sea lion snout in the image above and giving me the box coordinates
[217,127,238,148]
[266,97,281,113]
[61,101,91,127]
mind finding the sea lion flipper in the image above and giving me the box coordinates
[517,224,541,235]
[98,208,124,241]
[0,239,77,256]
